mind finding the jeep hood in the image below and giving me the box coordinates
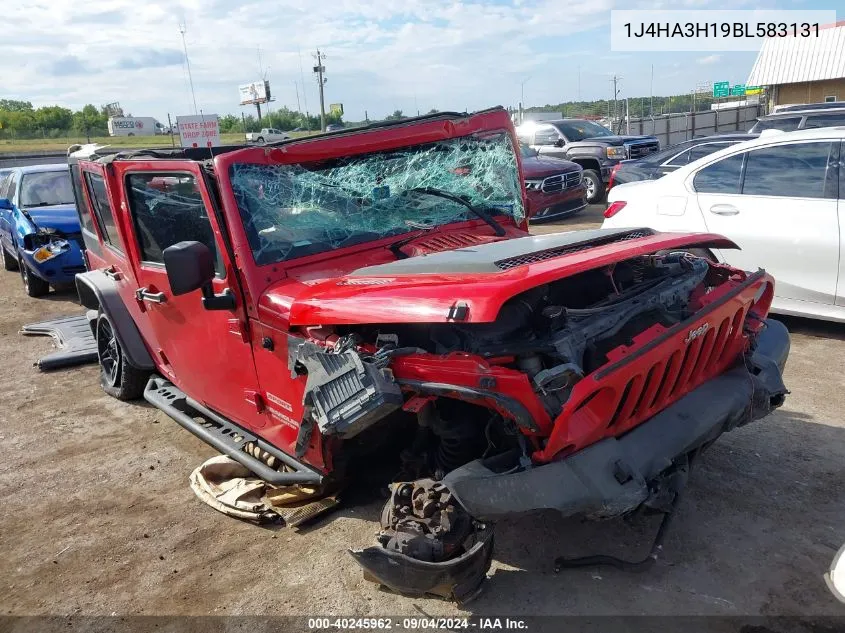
[259,228,739,326]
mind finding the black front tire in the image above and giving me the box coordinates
[19,257,50,297]
[582,169,605,204]
[2,245,18,271]
[257,137,265,145]
[96,313,148,401]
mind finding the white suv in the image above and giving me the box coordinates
[603,127,845,323]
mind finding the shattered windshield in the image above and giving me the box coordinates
[229,132,524,265]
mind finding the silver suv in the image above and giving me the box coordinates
[749,106,845,133]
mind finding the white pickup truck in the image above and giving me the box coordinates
[245,128,290,144]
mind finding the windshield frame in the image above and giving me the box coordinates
[19,169,75,208]
[221,128,525,268]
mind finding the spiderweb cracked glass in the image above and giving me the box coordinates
[228,132,525,265]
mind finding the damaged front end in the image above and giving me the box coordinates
[282,244,789,600]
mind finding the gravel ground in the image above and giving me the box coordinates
[1,206,844,621]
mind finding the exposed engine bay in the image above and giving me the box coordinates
[286,249,786,602]
[294,251,734,479]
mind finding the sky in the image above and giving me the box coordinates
[1,0,840,123]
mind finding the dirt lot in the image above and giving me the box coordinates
[2,206,845,620]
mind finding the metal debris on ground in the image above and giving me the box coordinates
[20,313,98,370]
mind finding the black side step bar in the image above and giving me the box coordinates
[144,376,323,485]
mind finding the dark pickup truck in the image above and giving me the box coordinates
[516,118,659,204]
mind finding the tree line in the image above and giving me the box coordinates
[0,100,112,138]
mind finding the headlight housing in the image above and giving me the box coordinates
[32,238,70,263]
[606,146,627,160]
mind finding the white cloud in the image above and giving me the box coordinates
[697,54,722,65]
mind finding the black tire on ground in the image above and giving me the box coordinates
[96,313,149,401]
[128,132,135,137]
[582,169,605,204]
[19,257,50,297]
[257,137,265,144]
[2,246,18,271]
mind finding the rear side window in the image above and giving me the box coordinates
[84,172,123,251]
[665,149,691,166]
[803,114,845,129]
[125,173,223,274]
[688,142,733,163]
[692,153,745,194]
[742,142,832,199]
[534,126,559,146]
[750,117,802,133]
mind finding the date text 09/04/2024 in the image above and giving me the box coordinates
[624,22,820,38]
[307,618,528,630]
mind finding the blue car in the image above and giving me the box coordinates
[0,163,86,296]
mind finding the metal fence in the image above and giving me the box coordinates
[626,104,763,146]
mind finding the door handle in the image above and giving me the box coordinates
[709,204,739,216]
[135,287,166,304]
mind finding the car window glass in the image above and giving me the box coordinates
[516,130,533,145]
[85,173,123,250]
[5,174,17,201]
[69,165,95,233]
[126,173,223,274]
[803,114,845,129]
[692,153,744,194]
[742,142,831,199]
[665,149,691,166]
[750,117,802,133]
[687,142,734,163]
[19,170,74,207]
[534,127,559,146]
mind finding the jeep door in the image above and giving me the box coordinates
[113,161,266,430]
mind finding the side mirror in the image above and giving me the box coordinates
[0,198,13,211]
[163,241,236,310]
[163,241,214,295]
[555,138,565,148]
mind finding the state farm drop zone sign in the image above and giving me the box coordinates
[176,115,221,148]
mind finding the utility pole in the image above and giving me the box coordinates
[294,81,301,114]
[610,74,622,133]
[650,64,654,117]
[298,48,310,127]
[313,49,327,132]
[179,21,198,115]
[520,76,531,124]
[577,66,581,102]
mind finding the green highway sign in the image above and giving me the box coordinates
[730,84,747,96]
[713,81,730,98]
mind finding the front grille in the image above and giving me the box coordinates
[628,141,659,159]
[494,229,654,271]
[535,272,768,462]
[540,171,582,193]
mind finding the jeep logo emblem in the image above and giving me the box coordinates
[685,323,710,344]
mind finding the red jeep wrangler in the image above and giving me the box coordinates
[68,108,788,601]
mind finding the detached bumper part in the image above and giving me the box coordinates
[444,318,790,521]
[350,479,494,603]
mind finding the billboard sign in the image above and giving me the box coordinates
[239,81,270,105]
[329,103,344,116]
[176,114,220,148]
